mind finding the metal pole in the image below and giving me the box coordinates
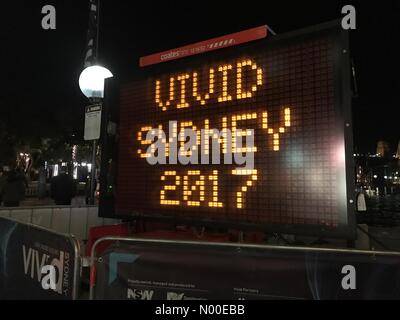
[96,0,100,60]
[90,139,97,205]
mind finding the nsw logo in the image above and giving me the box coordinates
[127,288,154,300]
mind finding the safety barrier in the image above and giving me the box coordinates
[90,237,400,300]
[0,206,120,242]
[0,216,81,300]
[25,182,39,197]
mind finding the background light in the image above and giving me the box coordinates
[79,65,113,99]
[53,164,59,177]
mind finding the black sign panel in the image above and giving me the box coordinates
[0,217,78,300]
[93,241,400,300]
[101,21,356,239]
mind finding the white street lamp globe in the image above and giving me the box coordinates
[79,65,113,99]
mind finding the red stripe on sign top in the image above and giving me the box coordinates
[139,25,268,67]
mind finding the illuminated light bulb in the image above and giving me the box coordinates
[264,107,291,152]
[193,70,214,104]
[218,64,232,102]
[284,108,291,126]
[262,112,268,119]
[156,78,174,111]
[177,74,190,109]
[237,60,263,100]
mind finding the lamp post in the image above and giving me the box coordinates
[79,65,113,205]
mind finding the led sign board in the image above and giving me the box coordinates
[101,22,356,239]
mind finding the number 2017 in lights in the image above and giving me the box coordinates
[160,169,258,209]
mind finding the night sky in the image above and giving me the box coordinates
[2,0,400,153]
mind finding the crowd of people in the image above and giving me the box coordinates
[0,168,28,207]
[0,166,96,207]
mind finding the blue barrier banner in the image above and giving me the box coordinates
[0,217,78,300]
[92,240,400,300]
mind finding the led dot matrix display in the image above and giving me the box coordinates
[114,22,356,238]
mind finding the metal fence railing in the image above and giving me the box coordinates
[89,236,400,300]
[0,206,120,242]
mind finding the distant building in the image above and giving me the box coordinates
[396,141,400,159]
[376,141,390,158]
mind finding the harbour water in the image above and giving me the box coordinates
[357,193,400,251]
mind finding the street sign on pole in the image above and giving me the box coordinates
[84,104,102,141]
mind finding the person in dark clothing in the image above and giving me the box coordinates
[2,170,26,207]
[85,175,97,205]
[15,167,28,188]
[50,171,77,205]
[0,169,7,205]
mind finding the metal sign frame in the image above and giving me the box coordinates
[99,20,356,240]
